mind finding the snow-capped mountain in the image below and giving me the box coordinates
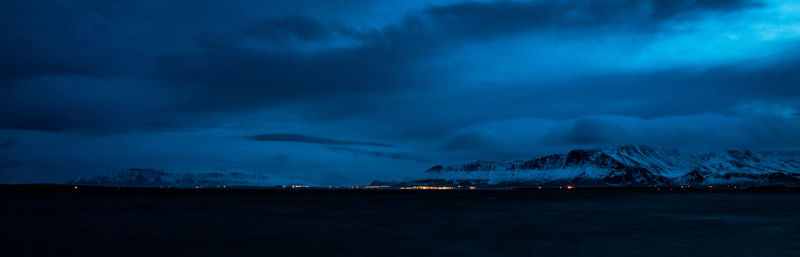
[69,168,309,188]
[373,145,800,187]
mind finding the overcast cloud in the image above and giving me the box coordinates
[2,0,799,185]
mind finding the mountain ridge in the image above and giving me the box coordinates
[373,145,800,187]
[69,168,309,188]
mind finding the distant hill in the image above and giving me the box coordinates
[372,145,800,188]
[69,168,308,188]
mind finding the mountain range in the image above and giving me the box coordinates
[69,168,308,188]
[372,145,800,188]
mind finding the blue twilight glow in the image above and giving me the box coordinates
[1,0,799,185]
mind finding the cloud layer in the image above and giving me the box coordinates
[1,0,799,184]
[248,133,393,147]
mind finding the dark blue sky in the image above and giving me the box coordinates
[2,0,799,185]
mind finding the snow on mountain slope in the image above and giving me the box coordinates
[69,168,309,188]
[375,145,800,187]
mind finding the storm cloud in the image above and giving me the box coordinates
[1,0,799,184]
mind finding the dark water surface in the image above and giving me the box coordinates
[2,185,799,256]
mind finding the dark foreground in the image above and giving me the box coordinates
[2,185,800,256]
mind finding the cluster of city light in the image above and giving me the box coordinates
[279,185,311,189]
[399,186,457,190]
